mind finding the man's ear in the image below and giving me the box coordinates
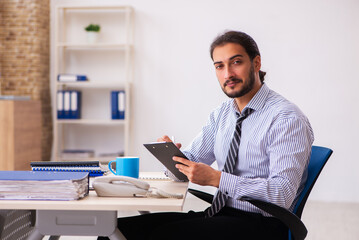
[253,55,261,72]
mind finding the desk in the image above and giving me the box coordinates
[0,177,188,240]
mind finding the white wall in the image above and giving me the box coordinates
[51,0,359,202]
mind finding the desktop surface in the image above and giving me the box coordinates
[0,178,188,212]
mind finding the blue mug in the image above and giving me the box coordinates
[108,157,139,178]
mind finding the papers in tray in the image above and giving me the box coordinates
[0,171,89,201]
[139,172,171,181]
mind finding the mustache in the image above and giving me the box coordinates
[224,78,243,87]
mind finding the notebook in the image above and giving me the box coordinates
[31,161,106,177]
[0,171,89,201]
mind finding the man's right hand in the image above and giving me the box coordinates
[157,135,182,149]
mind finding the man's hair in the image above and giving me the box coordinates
[210,31,266,83]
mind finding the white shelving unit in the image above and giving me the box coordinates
[53,5,134,163]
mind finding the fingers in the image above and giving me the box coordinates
[157,136,182,149]
[173,156,192,166]
[157,135,171,142]
[176,164,188,176]
[173,157,191,175]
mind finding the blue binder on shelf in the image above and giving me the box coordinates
[57,90,82,120]
[70,91,81,119]
[118,90,125,120]
[110,90,125,120]
[63,91,71,119]
[57,74,87,82]
[57,91,64,119]
[111,91,119,119]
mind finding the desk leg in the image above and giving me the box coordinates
[26,228,44,240]
[48,236,60,240]
[109,228,127,240]
[29,210,127,240]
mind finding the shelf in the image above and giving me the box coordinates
[57,43,132,49]
[57,5,133,11]
[53,4,133,162]
[57,119,127,125]
[57,81,128,89]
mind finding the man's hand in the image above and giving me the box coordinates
[157,135,182,149]
[173,156,221,187]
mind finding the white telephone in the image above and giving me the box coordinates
[93,176,183,199]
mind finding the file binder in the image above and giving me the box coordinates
[118,90,125,119]
[111,90,125,120]
[57,91,64,119]
[0,171,89,200]
[57,74,87,82]
[31,161,105,177]
[57,90,82,119]
[70,91,81,119]
[111,91,119,119]
[63,91,71,119]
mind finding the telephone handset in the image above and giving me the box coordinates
[93,176,183,199]
[93,176,150,197]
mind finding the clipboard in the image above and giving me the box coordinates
[143,142,189,181]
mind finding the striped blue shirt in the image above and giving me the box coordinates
[183,84,314,216]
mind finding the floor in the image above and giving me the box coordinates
[42,195,359,240]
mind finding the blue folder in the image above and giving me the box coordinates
[111,91,119,119]
[70,91,81,119]
[0,171,88,181]
[57,91,64,119]
[118,90,125,120]
[57,74,87,82]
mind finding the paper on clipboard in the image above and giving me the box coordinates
[143,142,189,181]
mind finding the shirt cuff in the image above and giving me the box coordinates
[218,172,238,198]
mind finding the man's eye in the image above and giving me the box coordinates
[215,65,223,69]
[233,60,242,64]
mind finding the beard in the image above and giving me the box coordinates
[222,65,256,98]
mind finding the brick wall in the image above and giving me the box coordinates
[0,0,52,161]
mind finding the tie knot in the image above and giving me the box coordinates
[236,108,253,123]
[242,108,254,117]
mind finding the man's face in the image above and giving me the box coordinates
[212,43,259,98]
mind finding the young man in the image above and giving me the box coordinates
[99,31,314,240]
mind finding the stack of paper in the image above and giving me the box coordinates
[0,171,89,201]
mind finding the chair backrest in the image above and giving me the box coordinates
[293,146,333,218]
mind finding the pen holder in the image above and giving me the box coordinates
[108,157,139,178]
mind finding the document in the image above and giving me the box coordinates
[0,171,89,200]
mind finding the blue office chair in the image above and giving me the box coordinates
[188,146,333,240]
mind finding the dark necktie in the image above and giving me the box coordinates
[205,108,254,218]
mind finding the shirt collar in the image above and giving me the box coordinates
[231,83,270,115]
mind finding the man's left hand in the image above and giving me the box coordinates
[173,157,221,187]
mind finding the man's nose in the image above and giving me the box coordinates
[224,66,234,80]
